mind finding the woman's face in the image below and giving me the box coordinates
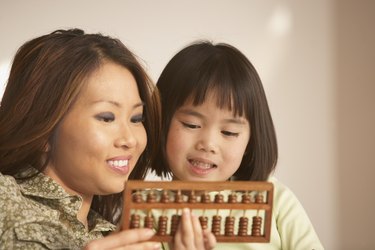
[45,61,147,197]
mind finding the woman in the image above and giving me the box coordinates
[0,29,215,250]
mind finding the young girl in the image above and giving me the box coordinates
[152,41,324,249]
[0,29,215,250]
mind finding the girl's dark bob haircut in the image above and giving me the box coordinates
[153,41,277,181]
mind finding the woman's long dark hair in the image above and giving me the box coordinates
[0,29,161,224]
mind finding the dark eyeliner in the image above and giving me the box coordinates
[131,114,144,123]
[95,112,115,122]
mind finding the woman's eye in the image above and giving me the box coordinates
[181,121,200,129]
[131,114,144,123]
[222,130,239,137]
[95,112,115,123]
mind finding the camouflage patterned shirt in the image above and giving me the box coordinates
[0,170,116,249]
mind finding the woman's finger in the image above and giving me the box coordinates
[83,228,159,250]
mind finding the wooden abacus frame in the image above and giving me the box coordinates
[121,180,274,243]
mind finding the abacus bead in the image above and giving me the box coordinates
[130,214,140,228]
[160,190,170,203]
[214,194,224,203]
[175,191,184,203]
[199,216,208,229]
[144,216,154,229]
[228,194,238,203]
[170,214,181,235]
[147,191,157,203]
[157,216,168,235]
[255,193,264,203]
[201,193,211,203]
[211,215,222,235]
[225,216,235,236]
[188,193,197,203]
[238,217,249,236]
[251,216,262,236]
[241,194,252,203]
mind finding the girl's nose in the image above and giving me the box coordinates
[195,133,218,154]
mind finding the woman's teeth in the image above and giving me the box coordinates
[107,160,128,168]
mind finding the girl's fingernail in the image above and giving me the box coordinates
[145,229,155,237]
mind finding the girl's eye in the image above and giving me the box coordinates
[131,114,144,123]
[222,130,239,137]
[181,121,200,129]
[95,112,115,123]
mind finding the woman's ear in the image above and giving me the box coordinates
[44,142,51,153]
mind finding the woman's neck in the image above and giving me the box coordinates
[77,194,93,229]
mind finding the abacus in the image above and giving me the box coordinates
[121,180,274,243]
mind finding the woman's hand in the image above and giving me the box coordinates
[171,208,217,250]
[83,228,161,250]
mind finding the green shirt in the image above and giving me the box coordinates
[0,170,116,249]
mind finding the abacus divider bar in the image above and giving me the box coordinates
[148,235,269,243]
[127,203,272,210]
[124,180,273,192]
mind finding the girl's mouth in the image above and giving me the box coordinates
[189,159,217,169]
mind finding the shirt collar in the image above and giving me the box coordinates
[16,167,116,232]
[17,168,71,199]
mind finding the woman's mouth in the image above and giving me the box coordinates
[107,159,130,175]
[108,159,128,167]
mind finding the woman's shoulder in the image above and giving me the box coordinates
[0,172,21,196]
[0,173,26,215]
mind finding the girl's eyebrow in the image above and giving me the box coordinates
[222,117,248,125]
[177,108,204,119]
[177,108,248,125]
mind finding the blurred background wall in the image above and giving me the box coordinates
[1,1,374,249]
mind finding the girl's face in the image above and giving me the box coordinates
[166,93,250,181]
[45,62,147,197]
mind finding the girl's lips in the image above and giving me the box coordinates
[188,158,217,176]
[189,159,217,169]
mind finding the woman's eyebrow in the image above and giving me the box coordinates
[91,100,144,109]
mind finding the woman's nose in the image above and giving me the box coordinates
[114,124,137,148]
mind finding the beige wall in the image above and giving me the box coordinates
[336,1,375,249]
[1,1,374,249]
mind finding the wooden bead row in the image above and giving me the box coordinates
[133,190,265,204]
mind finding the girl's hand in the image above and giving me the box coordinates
[83,228,161,250]
[171,208,217,250]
